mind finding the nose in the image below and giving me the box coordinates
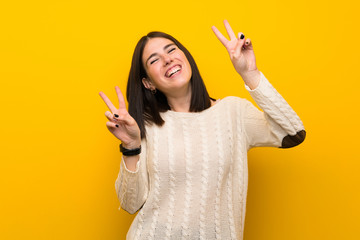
[162,54,173,66]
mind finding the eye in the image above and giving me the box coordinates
[168,47,176,53]
[150,58,158,65]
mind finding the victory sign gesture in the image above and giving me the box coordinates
[212,20,260,88]
[99,86,141,149]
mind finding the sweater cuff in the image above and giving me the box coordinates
[121,156,141,174]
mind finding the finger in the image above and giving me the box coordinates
[116,113,135,126]
[115,86,127,110]
[211,25,229,48]
[105,111,115,121]
[99,91,117,113]
[224,19,237,40]
[108,109,135,126]
[234,40,244,56]
[106,121,118,130]
[237,32,245,40]
[244,38,253,49]
[234,32,245,54]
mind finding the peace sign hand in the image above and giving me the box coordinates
[99,86,141,149]
[212,20,258,79]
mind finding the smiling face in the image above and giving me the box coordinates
[141,37,192,97]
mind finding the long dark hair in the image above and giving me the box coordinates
[126,31,213,139]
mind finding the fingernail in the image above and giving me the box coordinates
[115,124,119,128]
[240,34,245,39]
[114,114,119,118]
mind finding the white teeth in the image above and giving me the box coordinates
[166,65,181,77]
[170,68,180,76]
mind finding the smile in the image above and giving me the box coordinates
[165,65,182,78]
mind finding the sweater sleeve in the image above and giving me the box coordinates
[243,71,306,150]
[115,138,149,214]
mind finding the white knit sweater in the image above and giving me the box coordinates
[115,72,305,239]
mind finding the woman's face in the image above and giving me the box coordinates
[142,37,192,97]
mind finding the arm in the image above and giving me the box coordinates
[212,20,305,148]
[99,86,147,213]
[243,72,305,149]
[115,138,149,214]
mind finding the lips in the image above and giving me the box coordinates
[165,64,182,78]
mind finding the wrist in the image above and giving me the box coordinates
[122,141,141,150]
[120,143,141,156]
[241,69,260,90]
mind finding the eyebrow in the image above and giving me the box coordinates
[145,43,176,65]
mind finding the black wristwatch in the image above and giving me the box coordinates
[119,143,141,156]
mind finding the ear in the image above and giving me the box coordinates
[142,77,155,90]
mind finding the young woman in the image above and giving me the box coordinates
[99,20,306,240]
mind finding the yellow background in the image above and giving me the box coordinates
[1,0,359,239]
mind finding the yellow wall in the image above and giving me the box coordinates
[1,0,359,239]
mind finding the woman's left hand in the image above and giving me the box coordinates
[212,20,258,79]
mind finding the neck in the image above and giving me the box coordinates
[166,86,192,112]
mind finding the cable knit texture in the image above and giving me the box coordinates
[115,72,305,239]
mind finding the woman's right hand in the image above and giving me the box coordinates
[99,86,141,149]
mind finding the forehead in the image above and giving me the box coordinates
[142,37,175,60]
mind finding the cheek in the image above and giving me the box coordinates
[181,55,192,76]
[146,64,158,75]
[185,60,192,77]
[147,66,163,83]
